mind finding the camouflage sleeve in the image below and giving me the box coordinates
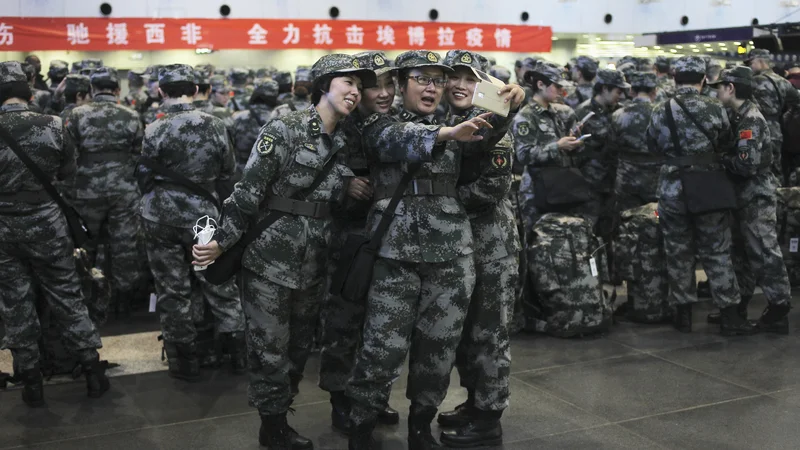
[646,108,662,154]
[784,79,800,113]
[461,109,516,155]
[362,113,442,162]
[723,114,769,177]
[57,119,77,187]
[136,126,157,183]
[512,115,560,166]
[458,133,514,209]
[717,104,735,153]
[131,112,144,156]
[217,118,236,182]
[217,120,290,250]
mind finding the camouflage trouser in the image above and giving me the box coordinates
[455,255,516,412]
[0,237,102,371]
[347,255,476,426]
[241,269,323,415]
[658,200,740,308]
[73,191,141,294]
[732,177,791,306]
[142,220,244,344]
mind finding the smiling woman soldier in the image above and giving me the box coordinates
[191,54,377,450]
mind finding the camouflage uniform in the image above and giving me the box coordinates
[346,51,476,431]
[65,68,144,319]
[0,62,102,373]
[214,55,375,419]
[123,70,149,110]
[565,56,598,110]
[655,56,676,103]
[137,65,244,349]
[228,68,251,112]
[710,67,791,307]
[646,57,739,309]
[270,68,313,119]
[612,72,659,211]
[46,60,69,115]
[230,79,280,177]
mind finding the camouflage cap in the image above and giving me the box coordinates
[525,61,564,86]
[489,65,512,83]
[707,66,754,86]
[617,55,637,67]
[575,55,599,72]
[145,64,164,82]
[274,71,292,86]
[636,58,653,71]
[193,69,211,85]
[706,58,723,70]
[310,53,377,87]
[158,64,195,85]
[353,51,396,77]
[209,74,227,92]
[253,78,280,97]
[70,61,84,74]
[443,49,485,71]
[628,71,658,89]
[47,60,69,78]
[256,67,275,78]
[64,74,91,92]
[229,67,249,84]
[595,69,631,89]
[746,48,771,62]
[655,56,671,69]
[213,68,227,76]
[20,62,36,81]
[0,61,28,84]
[295,67,312,83]
[672,56,706,74]
[81,59,103,70]
[128,69,146,83]
[394,50,454,73]
[90,67,119,85]
[195,63,215,74]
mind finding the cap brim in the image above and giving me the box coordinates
[406,63,455,73]
[618,82,632,89]
[328,68,378,88]
[706,80,724,86]
[374,67,398,77]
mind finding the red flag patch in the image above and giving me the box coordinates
[156,112,166,119]
[740,130,753,140]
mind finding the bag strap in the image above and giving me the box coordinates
[664,99,683,154]
[138,158,220,210]
[287,101,297,112]
[0,124,75,213]
[366,162,423,251]
[764,75,785,111]
[672,96,717,152]
[236,151,339,248]
[249,106,266,128]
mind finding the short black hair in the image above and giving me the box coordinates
[91,79,119,92]
[632,86,656,95]
[655,61,670,74]
[249,91,278,107]
[160,81,196,98]
[0,82,32,105]
[578,66,597,81]
[724,81,753,100]
[592,84,618,96]
[311,77,333,105]
[65,90,89,104]
[196,83,211,95]
[674,72,705,85]
[527,73,553,93]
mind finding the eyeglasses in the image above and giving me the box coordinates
[409,75,447,88]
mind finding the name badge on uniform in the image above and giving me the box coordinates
[791,238,798,253]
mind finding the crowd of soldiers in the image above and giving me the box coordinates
[0,45,798,450]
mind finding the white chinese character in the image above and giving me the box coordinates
[67,23,90,45]
[346,25,364,46]
[494,28,512,48]
[106,23,129,45]
[282,23,300,45]
[407,26,425,47]
[181,22,202,45]
[0,23,13,46]
[376,25,395,46]
[313,24,333,45]
[437,27,455,47]
[144,23,165,44]
[248,23,268,45]
[466,28,483,48]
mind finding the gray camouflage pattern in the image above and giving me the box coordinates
[611,97,659,210]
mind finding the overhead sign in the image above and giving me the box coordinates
[0,18,552,53]
[655,26,754,45]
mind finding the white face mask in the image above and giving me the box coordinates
[192,215,217,244]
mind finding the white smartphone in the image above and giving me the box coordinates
[577,134,592,142]
[470,68,511,117]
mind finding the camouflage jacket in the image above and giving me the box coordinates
[270,96,313,119]
[193,99,235,129]
[647,86,734,205]
[0,103,75,242]
[361,106,473,263]
[66,93,143,199]
[217,107,352,289]
[753,69,800,141]
[139,102,235,228]
[141,102,166,126]
[59,103,77,121]
[552,103,578,132]
[228,87,251,112]
[722,99,772,179]
[512,100,568,168]
[123,90,149,110]
[611,97,659,197]
[574,98,617,193]
[655,75,676,102]
[565,82,593,110]
[231,104,274,175]
[451,107,520,264]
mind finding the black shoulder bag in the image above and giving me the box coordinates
[203,154,338,286]
[0,125,91,248]
[330,163,422,302]
[665,98,737,214]
[138,157,221,210]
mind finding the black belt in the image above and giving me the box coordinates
[266,196,331,219]
[618,152,666,163]
[0,190,52,203]
[667,153,721,167]
[79,151,130,164]
[154,180,216,196]
[374,179,457,200]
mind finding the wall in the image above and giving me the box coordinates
[3,0,800,34]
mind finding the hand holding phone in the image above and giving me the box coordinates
[577,134,592,142]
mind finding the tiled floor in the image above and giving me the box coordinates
[3,295,800,449]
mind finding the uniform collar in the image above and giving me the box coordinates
[396,106,438,124]
[93,93,117,103]
[165,103,195,113]
[675,86,700,95]
[305,106,325,137]
[192,99,209,108]
[632,97,651,104]
[0,103,30,113]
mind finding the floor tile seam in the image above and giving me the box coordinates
[509,352,635,376]
[611,393,766,426]
[510,374,614,423]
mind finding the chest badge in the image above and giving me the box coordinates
[517,122,530,136]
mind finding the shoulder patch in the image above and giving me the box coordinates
[257,133,277,155]
[308,118,321,134]
[516,122,530,136]
[740,129,753,140]
[490,150,509,169]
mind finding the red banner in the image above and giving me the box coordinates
[0,18,551,53]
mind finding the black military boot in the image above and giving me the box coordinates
[287,421,314,449]
[408,405,442,450]
[330,391,351,434]
[697,280,711,298]
[20,365,44,407]
[720,305,760,336]
[348,419,377,450]
[437,390,475,428]
[221,332,247,374]
[164,342,201,381]
[194,326,221,369]
[258,413,292,450]
[673,303,693,333]
[757,303,792,335]
[440,408,503,448]
[82,358,111,398]
[708,296,750,325]
[378,404,400,425]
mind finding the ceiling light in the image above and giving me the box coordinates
[626,35,634,39]
[552,36,559,40]
[653,45,661,49]
[692,49,700,52]
[749,41,754,45]
[706,48,713,52]
[582,34,589,38]
[676,45,683,49]
[669,49,677,53]
[704,43,712,47]
[718,42,726,46]
[689,44,697,48]
[734,41,741,46]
